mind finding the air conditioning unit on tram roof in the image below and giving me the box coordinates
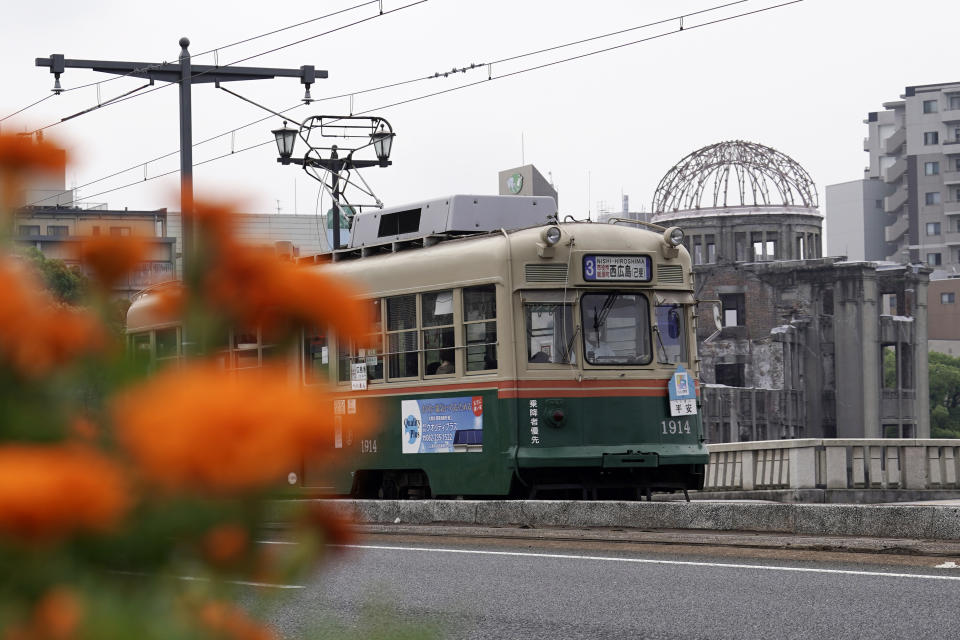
[347,194,558,250]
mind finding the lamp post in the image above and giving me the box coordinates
[272,116,394,251]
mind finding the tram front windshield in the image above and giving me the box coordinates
[582,293,652,365]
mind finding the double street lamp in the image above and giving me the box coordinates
[272,116,394,250]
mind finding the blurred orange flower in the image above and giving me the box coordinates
[198,601,277,640]
[0,135,66,174]
[180,197,371,346]
[0,134,67,213]
[202,523,249,567]
[0,258,105,377]
[298,501,355,549]
[0,445,130,541]
[74,234,148,288]
[113,363,358,494]
[3,587,84,640]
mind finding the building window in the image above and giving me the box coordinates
[715,363,745,387]
[923,99,939,114]
[705,234,716,264]
[109,226,131,236]
[18,225,40,236]
[719,293,745,327]
[926,222,941,235]
[925,192,942,205]
[875,199,883,209]
[956,218,960,233]
[955,158,960,172]
[942,292,956,304]
[927,252,942,266]
[925,161,940,176]
[46,225,69,237]
[924,131,940,145]
[951,95,960,110]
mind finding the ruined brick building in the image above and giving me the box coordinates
[651,141,931,442]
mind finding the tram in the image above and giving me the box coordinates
[127,194,707,499]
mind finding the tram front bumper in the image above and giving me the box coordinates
[516,445,707,468]
[601,452,659,468]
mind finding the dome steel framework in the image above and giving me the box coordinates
[651,140,818,213]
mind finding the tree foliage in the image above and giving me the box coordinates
[930,351,960,438]
[20,246,89,305]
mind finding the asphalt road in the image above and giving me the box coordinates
[250,530,960,640]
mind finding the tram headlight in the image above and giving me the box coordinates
[665,227,684,247]
[541,225,562,246]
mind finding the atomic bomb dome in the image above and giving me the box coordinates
[650,141,822,263]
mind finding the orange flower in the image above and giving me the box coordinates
[198,601,277,640]
[202,523,249,567]
[74,234,148,288]
[0,135,67,213]
[31,588,83,639]
[69,416,98,442]
[0,258,105,377]
[203,245,371,345]
[0,445,130,541]
[298,502,355,548]
[0,134,67,174]
[113,363,358,494]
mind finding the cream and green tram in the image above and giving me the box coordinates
[126,195,708,499]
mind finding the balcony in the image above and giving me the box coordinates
[944,140,960,155]
[881,127,905,155]
[863,137,871,152]
[942,107,960,123]
[944,171,960,186]
[944,230,960,246]
[884,214,908,243]
[884,184,908,213]
[945,200,960,215]
[882,156,906,183]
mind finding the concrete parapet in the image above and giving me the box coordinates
[293,499,960,541]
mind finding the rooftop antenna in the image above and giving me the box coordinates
[276,199,281,214]
[587,170,592,221]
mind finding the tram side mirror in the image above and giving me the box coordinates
[712,303,722,332]
[667,308,681,339]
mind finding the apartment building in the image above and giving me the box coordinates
[863,81,960,275]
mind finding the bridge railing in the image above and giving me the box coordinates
[704,439,960,491]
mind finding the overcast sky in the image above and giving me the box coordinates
[2,0,958,224]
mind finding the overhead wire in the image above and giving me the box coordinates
[0,0,380,125]
[25,0,427,136]
[24,0,748,204]
[26,0,803,207]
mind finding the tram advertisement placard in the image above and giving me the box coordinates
[668,364,697,416]
[401,396,483,454]
[582,254,652,282]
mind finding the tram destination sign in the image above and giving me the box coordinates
[583,254,652,282]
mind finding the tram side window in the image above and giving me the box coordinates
[155,327,179,362]
[526,302,575,364]
[422,290,455,376]
[464,284,497,372]
[654,304,687,365]
[233,329,260,369]
[387,295,419,378]
[364,299,385,381]
[582,293,652,365]
[130,332,152,370]
[303,326,329,383]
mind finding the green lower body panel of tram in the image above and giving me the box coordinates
[315,388,709,498]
